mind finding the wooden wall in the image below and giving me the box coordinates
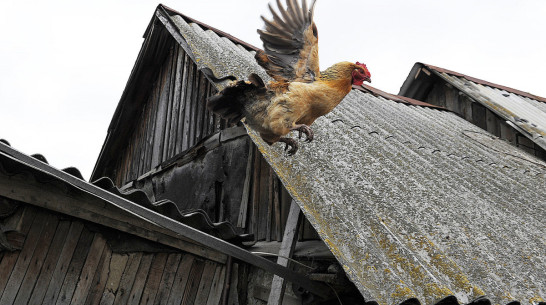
[113,43,230,187]
[106,32,320,244]
[0,205,227,305]
[424,82,546,161]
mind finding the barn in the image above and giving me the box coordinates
[1,4,545,305]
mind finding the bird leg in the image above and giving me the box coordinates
[278,137,298,156]
[291,124,314,142]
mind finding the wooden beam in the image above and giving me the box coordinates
[267,200,302,305]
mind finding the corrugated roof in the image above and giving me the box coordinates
[421,63,546,151]
[0,139,252,246]
[163,7,546,305]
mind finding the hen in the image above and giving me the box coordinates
[207,0,371,155]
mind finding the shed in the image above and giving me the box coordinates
[399,63,546,160]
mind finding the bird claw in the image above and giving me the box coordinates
[279,137,298,156]
[293,125,314,143]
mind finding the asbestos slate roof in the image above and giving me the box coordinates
[402,63,546,151]
[162,6,546,305]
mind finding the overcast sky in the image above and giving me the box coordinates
[1,0,545,180]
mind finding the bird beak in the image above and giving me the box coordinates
[366,78,372,83]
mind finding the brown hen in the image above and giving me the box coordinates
[207,0,371,155]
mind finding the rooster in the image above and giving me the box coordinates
[207,0,371,155]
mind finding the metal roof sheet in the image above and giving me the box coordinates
[421,64,546,151]
[165,8,546,305]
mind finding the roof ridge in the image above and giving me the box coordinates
[354,84,447,109]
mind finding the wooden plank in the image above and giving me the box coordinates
[169,45,183,157]
[151,62,170,168]
[69,234,108,305]
[182,55,195,152]
[226,262,239,305]
[175,52,189,154]
[166,254,195,305]
[251,147,261,241]
[108,253,136,305]
[192,260,218,305]
[162,48,176,161]
[0,206,37,295]
[0,212,53,305]
[460,95,473,122]
[267,168,274,242]
[273,178,281,242]
[180,259,205,305]
[499,120,516,144]
[267,201,302,305]
[485,109,501,137]
[195,71,208,143]
[205,265,226,305]
[188,64,201,148]
[12,214,60,304]
[83,245,112,305]
[138,253,168,305]
[472,102,487,130]
[126,253,154,305]
[237,142,254,228]
[152,253,182,305]
[28,221,83,305]
[53,228,96,305]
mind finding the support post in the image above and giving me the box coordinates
[267,200,302,305]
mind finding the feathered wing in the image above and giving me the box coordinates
[255,0,319,84]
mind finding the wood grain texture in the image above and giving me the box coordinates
[205,265,226,305]
[69,234,108,305]
[0,212,54,305]
[0,206,37,296]
[83,245,112,305]
[153,253,182,305]
[192,260,218,305]
[166,254,195,305]
[110,253,138,305]
[138,253,168,305]
[12,214,60,304]
[180,259,204,305]
[126,253,154,305]
[28,221,84,305]
[54,228,95,305]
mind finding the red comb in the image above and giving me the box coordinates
[356,62,371,77]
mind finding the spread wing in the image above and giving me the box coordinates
[255,0,319,84]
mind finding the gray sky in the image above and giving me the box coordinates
[1,0,545,180]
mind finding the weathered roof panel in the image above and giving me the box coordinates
[164,8,546,305]
[420,63,546,151]
[248,91,546,305]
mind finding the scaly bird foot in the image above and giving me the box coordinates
[291,124,314,143]
[278,137,298,156]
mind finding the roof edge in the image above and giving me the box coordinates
[355,84,447,110]
[159,4,260,52]
[420,62,546,103]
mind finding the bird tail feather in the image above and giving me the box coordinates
[206,74,266,124]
